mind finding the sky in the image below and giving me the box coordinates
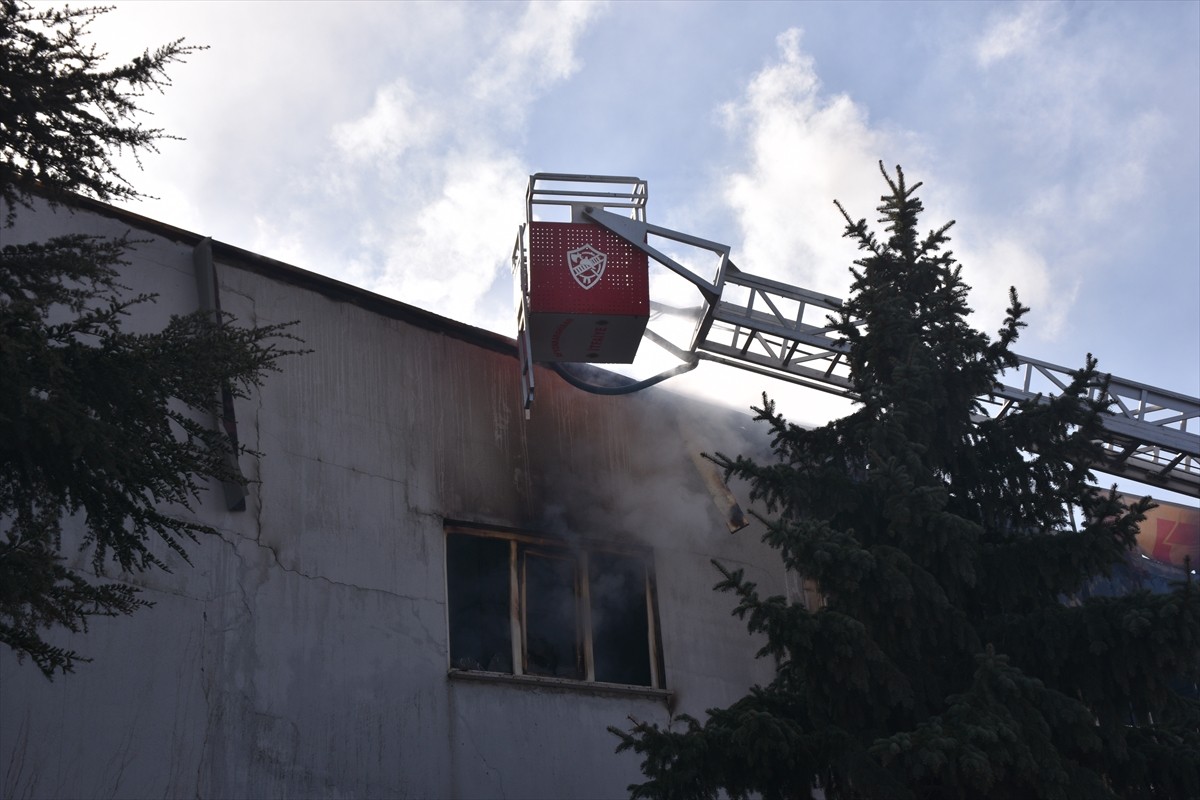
[79,1,1199,495]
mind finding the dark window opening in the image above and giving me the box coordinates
[446,534,512,673]
[445,526,662,689]
[590,551,651,686]
[522,550,583,679]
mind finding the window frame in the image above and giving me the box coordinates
[444,522,665,691]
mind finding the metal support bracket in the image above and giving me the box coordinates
[192,238,249,511]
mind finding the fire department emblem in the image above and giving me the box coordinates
[566,244,607,290]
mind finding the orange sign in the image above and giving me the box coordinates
[1120,494,1200,569]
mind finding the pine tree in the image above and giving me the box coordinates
[0,0,200,220]
[613,164,1200,799]
[1,1,302,678]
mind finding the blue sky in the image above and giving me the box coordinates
[88,1,1198,450]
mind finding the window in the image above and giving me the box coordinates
[445,524,663,689]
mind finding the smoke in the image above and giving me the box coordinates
[528,385,777,558]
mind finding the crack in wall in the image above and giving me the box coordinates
[183,522,447,798]
[220,285,258,310]
[202,522,446,660]
[217,528,419,603]
[104,713,140,799]
[2,711,34,800]
[194,608,213,799]
[452,701,506,798]
[272,446,407,486]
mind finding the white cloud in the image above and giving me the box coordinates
[1075,110,1167,224]
[975,3,1062,66]
[372,153,528,334]
[964,237,1070,338]
[280,2,608,334]
[333,80,444,163]
[709,25,1076,397]
[718,29,900,300]
[470,1,604,107]
[952,4,1178,343]
[969,3,1171,223]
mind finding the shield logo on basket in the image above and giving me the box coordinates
[566,244,607,290]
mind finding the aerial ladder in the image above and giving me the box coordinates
[511,174,1200,498]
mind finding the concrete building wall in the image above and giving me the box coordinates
[0,201,787,799]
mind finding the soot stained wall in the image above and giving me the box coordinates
[0,200,784,800]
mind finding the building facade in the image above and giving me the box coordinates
[0,199,788,799]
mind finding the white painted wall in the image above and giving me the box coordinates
[1,201,787,799]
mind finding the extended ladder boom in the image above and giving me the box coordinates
[515,174,1200,497]
[701,266,1200,496]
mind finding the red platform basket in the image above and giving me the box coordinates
[526,221,649,362]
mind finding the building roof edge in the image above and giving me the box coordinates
[62,193,519,358]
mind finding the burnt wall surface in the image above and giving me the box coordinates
[0,201,785,800]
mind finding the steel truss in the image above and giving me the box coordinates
[699,267,1199,496]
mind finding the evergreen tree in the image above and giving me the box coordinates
[0,0,199,219]
[613,164,1200,799]
[1,1,302,677]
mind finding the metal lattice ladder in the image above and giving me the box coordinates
[515,174,1200,496]
[698,267,1200,496]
